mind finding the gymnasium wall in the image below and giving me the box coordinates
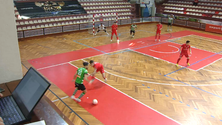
[0,0,23,83]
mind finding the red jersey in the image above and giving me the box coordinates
[112,24,118,31]
[181,44,190,53]
[93,62,103,69]
[157,24,162,31]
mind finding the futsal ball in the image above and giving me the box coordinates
[92,99,98,105]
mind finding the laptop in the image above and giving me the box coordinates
[0,67,51,125]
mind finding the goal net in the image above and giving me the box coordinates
[88,13,118,35]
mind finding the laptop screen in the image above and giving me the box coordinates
[12,67,51,118]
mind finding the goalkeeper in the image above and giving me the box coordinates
[95,23,109,35]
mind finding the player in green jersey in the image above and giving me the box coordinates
[130,23,137,37]
[167,14,174,32]
[71,62,90,102]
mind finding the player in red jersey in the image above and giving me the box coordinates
[111,22,119,43]
[176,40,192,66]
[155,22,163,42]
[89,60,107,83]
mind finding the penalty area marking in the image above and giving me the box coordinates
[149,45,179,54]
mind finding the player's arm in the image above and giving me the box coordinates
[179,46,182,53]
[189,47,192,54]
[160,26,163,31]
[72,72,77,82]
[91,68,97,76]
[84,74,90,82]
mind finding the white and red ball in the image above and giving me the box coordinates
[92,99,98,105]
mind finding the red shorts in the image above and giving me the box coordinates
[96,65,105,74]
[156,30,161,35]
[112,31,117,36]
[180,52,189,58]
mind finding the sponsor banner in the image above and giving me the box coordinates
[205,24,222,34]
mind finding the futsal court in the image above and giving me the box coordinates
[24,26,222,125]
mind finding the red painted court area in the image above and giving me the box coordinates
[39,64,180,125]
[132,42,222,70]
[28,31,222,125]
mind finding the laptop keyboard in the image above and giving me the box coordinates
[0,96,25,125]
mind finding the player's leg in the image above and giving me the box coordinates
[185,53,190,66]
[130,30,132,36]
[158,31,161,41]
[95,29,100,35]
[100,66,107,82]
[115,31,119,43]
[167,23,170,31]
[132,30,135,37]
[104,29,109,35]
[111,31,114,42]
[170,23,172,31]
[155,31,158,41]
[76,85,87,102]
[71,82,80,99]
[176,54,183,65]
[89,69,99,84]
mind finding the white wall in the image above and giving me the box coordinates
[0,0,23,83]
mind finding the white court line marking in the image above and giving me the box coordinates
[37,34,192,71]
[68,62,182,125]
[190,35,222,45]
[52,96,69,102]
[80,59,221,87]
[169,34,219,54]
[202,69,222,73]
[149,45,179,54]
[129,49,197,71]
[198,57,222,71]
[37,48,128,71]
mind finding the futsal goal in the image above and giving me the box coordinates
[88,13,118,35]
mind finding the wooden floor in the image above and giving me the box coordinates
[19,23,222,125]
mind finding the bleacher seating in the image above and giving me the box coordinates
[158,0,222,20]
[15,0,132,31]
[79,0,132,20]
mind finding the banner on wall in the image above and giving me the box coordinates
[205,24,222,34]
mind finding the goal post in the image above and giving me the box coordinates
[88,13,118,35]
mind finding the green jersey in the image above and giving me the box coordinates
[131,25,137,31]
[168,17,173,23]
[75,67,88,84]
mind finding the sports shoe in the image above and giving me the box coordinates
[106,33,109,35]
[111,40,112,42]
[176,64,178,67]
[76,98,81,102]
[158,39,160,42]
[104,78,107,82]
[132,35,134,38]
[187,63,190,66]
[117,40,119,43]
[71,95,76,100]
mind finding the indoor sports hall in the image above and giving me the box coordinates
[1,0,222,125]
